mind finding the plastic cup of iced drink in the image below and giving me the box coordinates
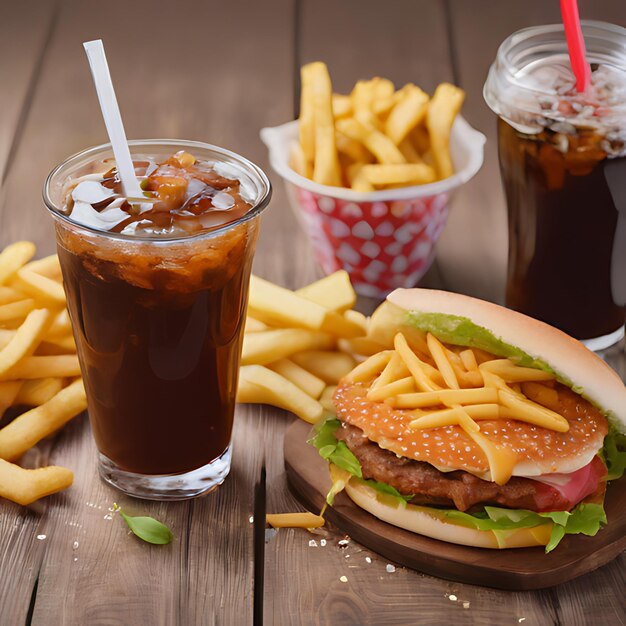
[44,140,271,499]
[484,21,626,350]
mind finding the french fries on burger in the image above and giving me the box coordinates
[292,61,465,190]
[312,289,626,551]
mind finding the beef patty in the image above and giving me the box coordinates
[335,422,605,512]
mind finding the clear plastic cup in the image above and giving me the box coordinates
[44,140,271,500]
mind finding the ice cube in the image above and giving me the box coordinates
[71,180,114,205]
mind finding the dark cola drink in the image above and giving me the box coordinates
[44,141,271,499]
[485,22,626,349]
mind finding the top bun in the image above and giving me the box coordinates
[388,288,626,433]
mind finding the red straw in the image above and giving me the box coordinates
[560,0,591,92]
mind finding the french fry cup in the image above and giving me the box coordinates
[261,117,484,298]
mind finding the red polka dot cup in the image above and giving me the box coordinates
[261,118,485,298]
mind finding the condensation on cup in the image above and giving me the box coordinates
[484,21,626,351]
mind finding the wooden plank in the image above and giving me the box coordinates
[0,0,294,624]
[0,3,59,624]
[0,1,55,185]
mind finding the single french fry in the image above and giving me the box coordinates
[361,163,436,187]
[344,350,393,383]
[242,329,335,366]
[14,378,65,407]
[22,254,62,280]
[395,333,441,392]
[459,349,479,372]
[336,118,406,165]
[268,359,326,399]
[426,82,465,179]
[0,309,51,376]
[249,275,363,338]
[391,387,498,409]
[0,355,81,380]
[0,380,22,416]
[366,376,415,402]
[245,317,269,333]
[0,299,36,323]
[385,84,429,145]
[237,365,324,424]
[479,359,555,382]
[0,286,24,305]
[351,79,383,129]
[426,333,459,390]
[291,350,357,384]
[408,404,499,430]
[0,458,73,505]
[295,271,356,313]
[299,63,317,163]
[308,62,341,186]
[498,389,569,432]
[289,142,312,179]
[266,512,325,529]
[0,241,36,285]
[319,385,337,412]
[0,378,86,461]
[11,269,66,307]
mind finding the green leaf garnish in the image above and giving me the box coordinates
[601,429,626,481]
[309,418,362,478]
[114,504,173,545]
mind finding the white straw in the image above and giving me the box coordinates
[83,40,144,199]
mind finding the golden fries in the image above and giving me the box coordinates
[237,365,324,424]
[0,242,86,506]
[0,459,73,506]
[0,309,51,376]
[303,62,342,186]
[426,83,465,179]
[294,63,465,190]
[0,379,87,461]
[242,329,335,366]
[0,241,36,285]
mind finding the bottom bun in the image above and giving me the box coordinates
[344,479,552,549]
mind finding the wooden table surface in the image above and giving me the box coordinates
[1,1,624,624]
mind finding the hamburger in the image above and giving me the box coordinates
[311,288,626,550]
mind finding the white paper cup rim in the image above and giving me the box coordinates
[260,117,486,203]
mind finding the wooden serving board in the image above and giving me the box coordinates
[284,419,626,590]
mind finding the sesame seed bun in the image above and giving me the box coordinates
[388,288,626,434]
[344,478,552,549]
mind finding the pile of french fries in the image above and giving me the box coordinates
[238,271,375,423]
[0,242,86,506]
[292,61,465,191]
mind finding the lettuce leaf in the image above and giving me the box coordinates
[356,478,413,505]
[405,311,554,372]
[308,417,607,552]
[309,418,362,478]
[601,428,626,481]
